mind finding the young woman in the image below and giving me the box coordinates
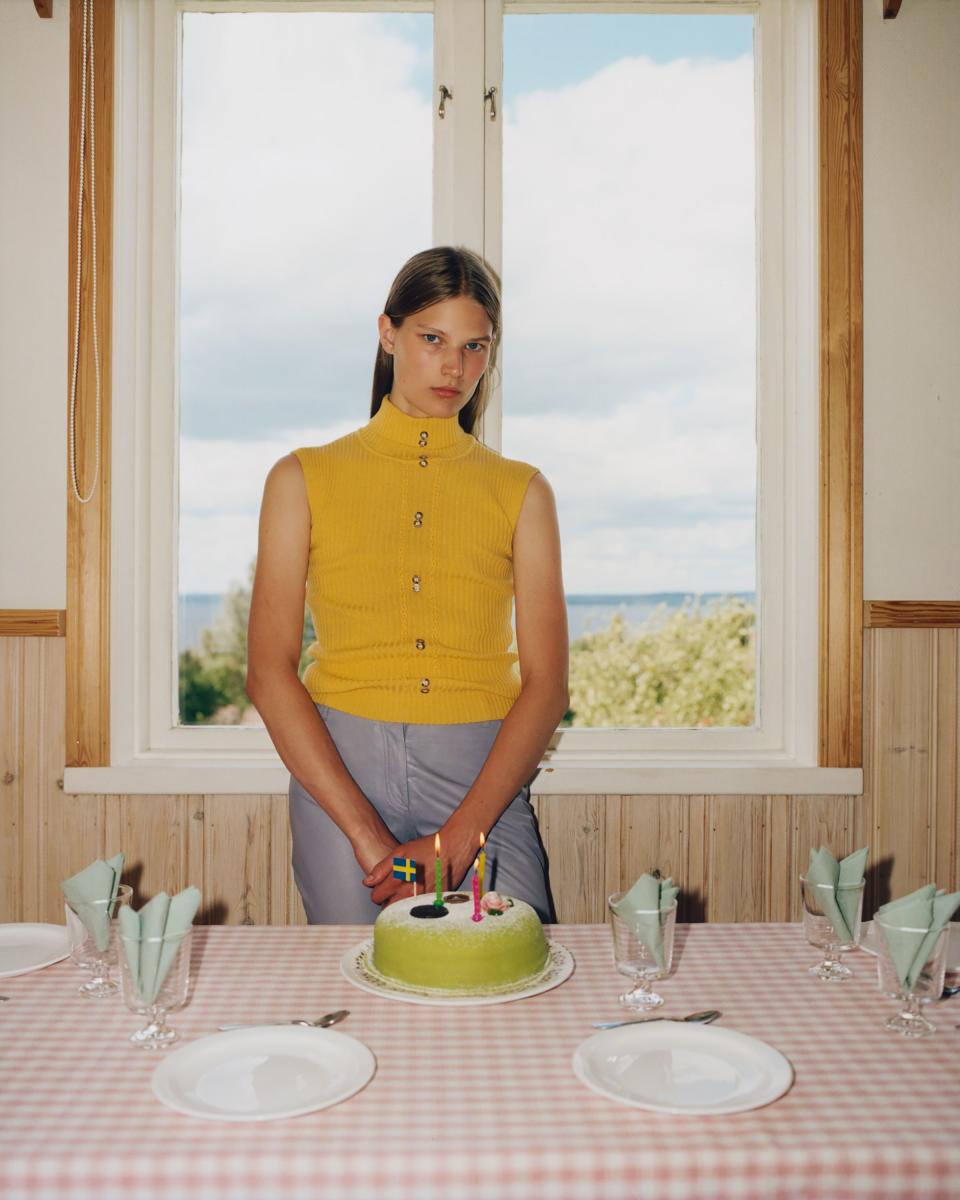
[246,246,568,924]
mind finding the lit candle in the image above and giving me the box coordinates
[434,833,443,907]
[471,857,482,922]
[478,831,486,897]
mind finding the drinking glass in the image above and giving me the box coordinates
[799,875,864,981]
[608,893,677,1010]
[65,884,133,997]
[874,918,947,1038]
[119,927,192,1049]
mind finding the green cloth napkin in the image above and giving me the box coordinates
[61,853,125,953]
[611,872,679,969]
[875,884,960,990]
[118,886,201,1005]
[805,846,868,944]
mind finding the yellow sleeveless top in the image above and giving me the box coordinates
[292,396,539,724]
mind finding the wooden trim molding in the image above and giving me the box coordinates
[819,0,863,768]
[0,611,66,637]
[864,602,960,629]
[66,0,113,767]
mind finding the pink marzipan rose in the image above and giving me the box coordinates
[481,892,511,915]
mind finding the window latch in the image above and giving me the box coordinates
[484,85,497,122]
[438,84,452,119]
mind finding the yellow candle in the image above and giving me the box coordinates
[478,831,486,897]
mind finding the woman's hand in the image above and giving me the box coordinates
[364,826,478,908]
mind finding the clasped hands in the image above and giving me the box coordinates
[361,822,479,908]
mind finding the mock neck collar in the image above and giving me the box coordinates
[359,395,475,460]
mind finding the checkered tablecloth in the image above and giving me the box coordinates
[1,923,958,1200]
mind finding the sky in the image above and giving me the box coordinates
[178,10,756,597]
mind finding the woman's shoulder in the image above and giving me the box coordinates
[471,440,540,482]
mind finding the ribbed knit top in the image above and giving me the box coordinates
[292,396,539,724]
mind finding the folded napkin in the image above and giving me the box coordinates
[875,884,960,990]
[611,872,679,969]
[61,853,125,953]
[805,846,868,944]
[118,886,201,1005]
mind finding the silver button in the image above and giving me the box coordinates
[418,456,428,468]
[415,639,425,651]
[420,678,430,693]
[418,432,429,447]
[412,575,421,592]
[413,512,423,527]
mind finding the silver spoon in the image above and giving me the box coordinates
[592,1009,721,1030]
[218,1008,350,1031]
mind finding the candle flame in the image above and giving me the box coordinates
[473,856,479,869]
[435,832,441,854]
[479,831,485,849]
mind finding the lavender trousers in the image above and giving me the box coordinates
[288,703,554,925]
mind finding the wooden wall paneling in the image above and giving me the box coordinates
[269,793,293,924]
[818,0,864,767]
[934,629,959,890]
[200,795,275,925]
[860,626,879,914]
[30,646,106,924]
[618,795,685,898]
[703,796,769,923]
[684,796,709,922]
[602,793,622,906]
[536,794,607,923]
[103,795,190,908]
[765,796,792,922]
[871,629,936,903]
[790,793,857,921]
[0,639,23,921]
[66,0,114,768]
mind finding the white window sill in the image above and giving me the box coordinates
[64,760,863,796]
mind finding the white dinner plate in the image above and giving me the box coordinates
[340,938,574,1006]
[0,923,70,979]
[572,1023,794,1116]
[859,920,960,971]
[151,1027,376,1121]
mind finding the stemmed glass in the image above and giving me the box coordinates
[118,927,192,1049]
[608,893,677,1010]
[65,884,133,997]
[799,875,864,981]
[874,918,948,1038]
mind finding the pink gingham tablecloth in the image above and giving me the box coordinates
[1,923,958,1200]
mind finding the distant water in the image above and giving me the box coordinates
[178,591,755,651]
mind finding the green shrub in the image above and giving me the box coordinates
[565,597,755,728]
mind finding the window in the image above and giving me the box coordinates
[75,0,858,794]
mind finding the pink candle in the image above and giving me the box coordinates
[471,857,482,922]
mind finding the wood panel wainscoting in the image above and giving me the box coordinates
[1,625,956,926]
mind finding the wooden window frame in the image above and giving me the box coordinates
[65,0,862,777]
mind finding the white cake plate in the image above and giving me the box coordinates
[340,938,574,1007]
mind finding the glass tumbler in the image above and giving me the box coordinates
[799,875,864,981]
[874,918,948,1039]
[608,893,677,1010]
[65,884,133,997]
[119,927,193,1049]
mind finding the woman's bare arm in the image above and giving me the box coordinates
[365,471,569,903]
[246,454,398,874]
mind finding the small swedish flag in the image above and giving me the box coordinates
[392,856,417,883]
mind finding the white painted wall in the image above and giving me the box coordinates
[0,1,957,606]
[0,1,68,608]
[863,0,960,599]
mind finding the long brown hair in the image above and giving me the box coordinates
[371,246,501,436]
